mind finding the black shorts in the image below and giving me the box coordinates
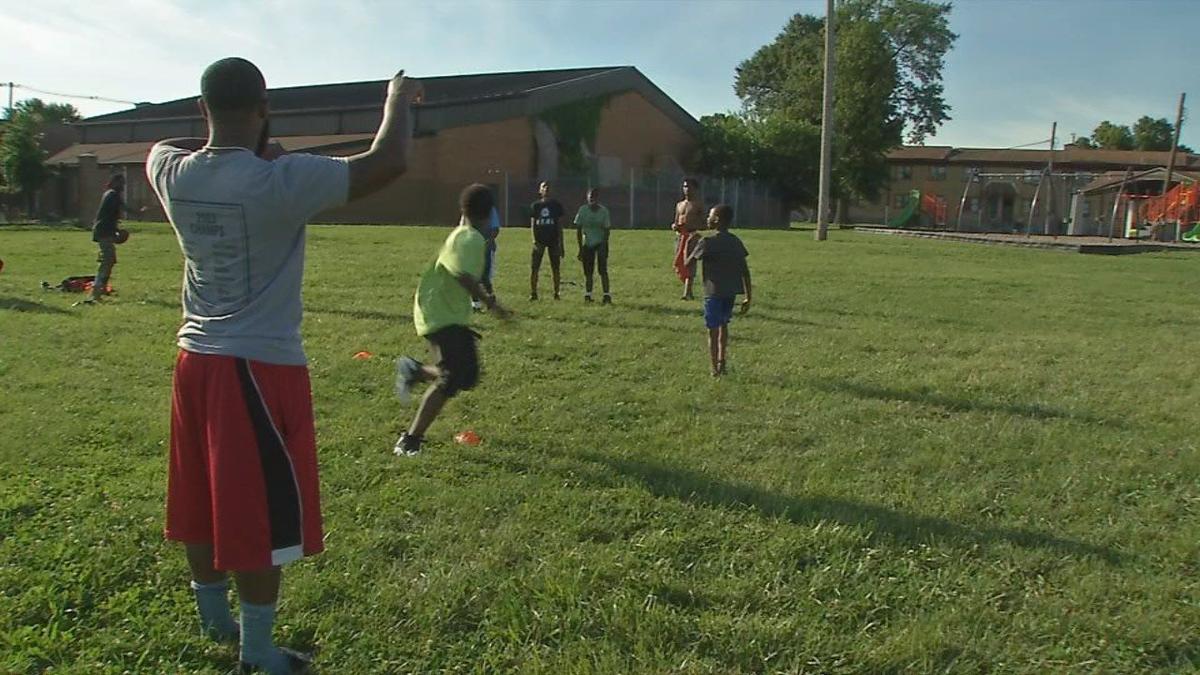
[426,325,480,398]
[532,226,562,253]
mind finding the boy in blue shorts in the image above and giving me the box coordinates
[685,204,751,377]
[394,184,512,455]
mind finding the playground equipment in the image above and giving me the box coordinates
[889,189,947,228]
[1139,181,1200,241]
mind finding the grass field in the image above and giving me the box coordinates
[1,222,1198,674]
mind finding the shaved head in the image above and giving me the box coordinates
[201,57,267,115]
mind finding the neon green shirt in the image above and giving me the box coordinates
[413,223,486,336]
[574,204,611,248]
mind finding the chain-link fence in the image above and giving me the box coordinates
[476,168,787,230]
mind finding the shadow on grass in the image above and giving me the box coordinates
[576,450,1124,564]
[621,299,825,329]
[813,378,1124,428]
[0,296,73,315]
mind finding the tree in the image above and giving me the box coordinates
[695,114,758,181]
[1132,116,1176,151]
[1072,136,1096,149]
[732,0,955,211]
[6,98,81,124]
[1090,121,1134,150]
[0,111,50,215]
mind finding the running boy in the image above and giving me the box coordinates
[684,204,751,377]
[395,184,511,456]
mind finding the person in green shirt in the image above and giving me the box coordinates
[574,188,613,304]
[394,184,512,456]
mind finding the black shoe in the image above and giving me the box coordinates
[529,292,538,301]
[553,292,561,300]
[601,294,612,305]
[583,293,593,303]
[393,432,422,457]
[237,647,312,673]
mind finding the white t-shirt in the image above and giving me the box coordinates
[147,144,350,365]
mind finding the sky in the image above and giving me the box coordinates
[1,0,1197,150]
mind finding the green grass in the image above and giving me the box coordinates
[1,222,1198,674]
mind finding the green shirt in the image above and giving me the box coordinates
[413,224,486,336]
[574,204,611,248]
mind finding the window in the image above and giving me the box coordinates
[969,197,980,213]
[930,165,947,180]
[1023,169,1041,184]
[963,166,980,181]
[894,193,908,208]
[896,165,912,180]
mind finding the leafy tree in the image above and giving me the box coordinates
[1076,117,1193,153]
[1090,121,1134,150]
[1132,116,1175,151]
[0,111,49,215]
[6,98,81,124]
[1072,136,1095,149]
[731,0,955,211]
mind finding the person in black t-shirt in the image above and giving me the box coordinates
[528,180,565,300]
[84,174,129,304]
[685,204,752,377]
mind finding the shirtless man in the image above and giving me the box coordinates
[671,178,706,300]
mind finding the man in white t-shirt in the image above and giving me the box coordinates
[146,57,420,674]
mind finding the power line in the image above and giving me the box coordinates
[8,82,137,107]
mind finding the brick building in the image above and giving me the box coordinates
[44,66,721,227]
[853,145,1200,233]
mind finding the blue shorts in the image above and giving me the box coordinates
[703,296,736,329]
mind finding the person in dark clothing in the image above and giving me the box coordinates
[684,204,752,377]
[529,181,564,300]
[85,174,129,303]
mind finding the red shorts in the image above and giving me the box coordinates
[166,350,324,571]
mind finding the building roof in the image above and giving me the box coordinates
[46,133,374,165]
[1077,168,1200,195]
[83,67,620,123]
[887,145,1200,170]
[65,66,700,151]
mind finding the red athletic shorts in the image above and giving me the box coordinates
[165,350,324,571]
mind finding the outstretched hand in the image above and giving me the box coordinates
[387,70,424,104]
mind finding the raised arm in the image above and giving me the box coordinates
[346,70,420,202]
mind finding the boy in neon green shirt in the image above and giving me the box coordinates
[573,188,613,304]
[395,184,512,456]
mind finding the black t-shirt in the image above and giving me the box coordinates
[530,199,564,229]
[694,230,749,298]
[92,189,123,242]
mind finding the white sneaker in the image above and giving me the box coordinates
[394,357,421,403]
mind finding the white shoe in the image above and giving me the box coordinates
[394,357,421,403]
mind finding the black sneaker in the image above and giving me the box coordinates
[601,294,612,305]
[237,646,312,673]
[553,292,561,300]
[529,291,538,301]
[393,432,422,457]
[583,293,593,303]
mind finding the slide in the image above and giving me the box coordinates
[1183,222,1200,243]
[888,190,921,227]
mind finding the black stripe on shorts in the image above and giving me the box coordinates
[235,358,303,560]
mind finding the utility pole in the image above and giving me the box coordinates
[815,0,835,241]
[1162,92,1186,240]
[6,82,13,119]
[1044,121,1056,235]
